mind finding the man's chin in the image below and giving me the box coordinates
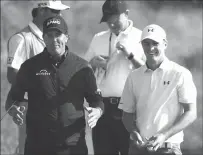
[111,30,121,36]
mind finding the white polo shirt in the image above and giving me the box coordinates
[7,22,45,70]
[84,20,145,97]
[119,58,197,143]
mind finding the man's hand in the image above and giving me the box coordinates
[116,41,144,68]
[116,41,131,57]
[89,55,109,70]
[9,105,25,126]
[145,133,168,152]
[130,130,145,148]
[86,107,102,129]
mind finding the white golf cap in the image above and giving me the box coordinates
[141,24,167,43]
[37,0,70,10]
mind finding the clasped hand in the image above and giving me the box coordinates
[9,105,25,126]
[131,131,167,152]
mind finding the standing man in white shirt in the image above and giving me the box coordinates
[6,1,70,154]
[119,24,197,155]
[84,0,145,154]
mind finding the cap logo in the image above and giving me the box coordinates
[47,19,61,26]
[148,28,154,32]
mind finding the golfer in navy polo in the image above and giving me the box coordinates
[8,16,104,155]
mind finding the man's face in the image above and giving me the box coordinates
[106,12,128,35]
[43,29,68,57]
[141,38,167,63]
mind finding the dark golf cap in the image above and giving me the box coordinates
[100,0,128,23]
[43,16,68,35]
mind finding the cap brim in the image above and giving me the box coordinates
[100,14,113,23]
[141,35,163,43]
[44,27,66,34]
[48,4,70,10]
[100,16,107,23]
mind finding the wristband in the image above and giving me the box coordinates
[127,53,134,60]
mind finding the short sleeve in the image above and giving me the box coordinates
[118,73,136,113]
[83,35,97,62]
[177,69,197,104]
[7,34,27,70]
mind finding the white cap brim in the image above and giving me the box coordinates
[48,4,70,10]
[141,35,164,43]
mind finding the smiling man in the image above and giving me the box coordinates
[7,16,104,155]
[5,1,70,154]
[119,24,197,155]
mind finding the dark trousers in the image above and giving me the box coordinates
[92,98,130,155]
[128,140,182,155]
[24,130,88,155]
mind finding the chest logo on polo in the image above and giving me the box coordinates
[36,69,51,76]
[163,81,170,85]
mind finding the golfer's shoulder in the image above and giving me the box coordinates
[170,61,192,78]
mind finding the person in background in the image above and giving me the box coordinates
[5,0,70,154]
[84,0,145,154]
[119,24,197,155]
[7,15,104,155]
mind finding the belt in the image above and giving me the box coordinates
[159,142,176,149]
[103,97,120,105]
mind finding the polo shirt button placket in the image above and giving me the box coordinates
[151,70,159,91]
[149,70,154,91]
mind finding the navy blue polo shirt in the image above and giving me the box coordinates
[10,47,104,143]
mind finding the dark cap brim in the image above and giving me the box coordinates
[43,27,67,35]
[100,14,113,23]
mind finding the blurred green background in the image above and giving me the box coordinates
[1,1,202,154]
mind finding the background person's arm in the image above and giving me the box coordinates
[6,33,27,111]
[84,34,108,71]
[116,41,145,69]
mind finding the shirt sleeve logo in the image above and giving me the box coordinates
[36,69,51,76]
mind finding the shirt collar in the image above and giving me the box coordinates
[28,22,43,40]
[120,20,133,35]
[142,57,171,73]
[159,57,171,70]
[110,20,133,37]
